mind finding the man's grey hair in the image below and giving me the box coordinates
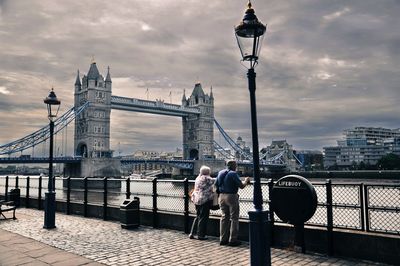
[227,160,237,170]
[199,165,211,176]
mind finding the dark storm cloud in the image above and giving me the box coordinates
[0,0,400,154]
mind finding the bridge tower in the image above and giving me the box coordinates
[74,61,112,158]
[182,83,215,160]
[70,61,120,177]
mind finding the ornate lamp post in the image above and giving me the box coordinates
[235,1,270,265]
[43,88,60,229]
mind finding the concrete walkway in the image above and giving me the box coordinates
[0,229,102,266]
[0,209,390,266]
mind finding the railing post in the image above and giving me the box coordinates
[326,179,334,256]
[363,184,369,232]
[5,175,9,201]
[267,179,275,246]
[359,183,365,231]
[15,175,19,189]
[152,177,158,228]
[183,178,190,234]
[83,177,88,217]
[103,177,108,220]
[26,176,30,208]
[66,177,71,215]
[38,175,42,210]
[126,177,131,199]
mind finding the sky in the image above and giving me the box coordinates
[1,0,400,155]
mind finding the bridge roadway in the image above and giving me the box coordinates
[0,156,285,170]
[0,156,82,164]
[0,208,386,265]
[111,95,200,117]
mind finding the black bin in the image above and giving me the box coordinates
[120,197,140,229]
[9,188,20,207]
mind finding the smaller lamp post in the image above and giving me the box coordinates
[235,1,270,265]
[43,88,60,229]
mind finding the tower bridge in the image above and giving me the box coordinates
[72,61,215,176]
[0,61,297,177]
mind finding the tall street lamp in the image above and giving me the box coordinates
[43,88,60,229]
[235,1,270,265]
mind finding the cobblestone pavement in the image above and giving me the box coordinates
[0,209,389,266]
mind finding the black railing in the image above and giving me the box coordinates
[0,175,398,237]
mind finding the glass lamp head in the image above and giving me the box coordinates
[44,88,61,121]
[235,1,267,68]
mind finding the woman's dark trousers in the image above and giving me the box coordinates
[190,202,211,238]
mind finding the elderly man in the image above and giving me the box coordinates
[215,160,250,246]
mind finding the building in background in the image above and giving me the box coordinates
[296,150,324,171]
[122,148,183,175]
[323,127,400,169]
[235,136,251,161]
[260,140,301,172]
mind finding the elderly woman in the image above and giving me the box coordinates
[189,165,215,240]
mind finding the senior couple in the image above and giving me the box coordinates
[189,160,250,246]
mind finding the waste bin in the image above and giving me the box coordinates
[9,188,20,207]
[120,197,140,229]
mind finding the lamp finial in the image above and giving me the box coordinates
[247,0,252,9]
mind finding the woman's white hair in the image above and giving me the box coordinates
[199,165,211,176]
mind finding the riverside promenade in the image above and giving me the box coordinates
[0,209,390,266]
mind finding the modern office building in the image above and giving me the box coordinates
[324,127,400,169]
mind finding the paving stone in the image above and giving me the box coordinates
[19,260,50,266]
[51,256,96,266]
[0,255,37,265]
[0,208,392,266]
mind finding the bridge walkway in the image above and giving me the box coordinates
[0,209,388,266]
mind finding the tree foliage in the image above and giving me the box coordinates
[377,153,400,170]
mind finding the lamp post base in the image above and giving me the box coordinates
[43,191,56,229]
[249,209,271,266]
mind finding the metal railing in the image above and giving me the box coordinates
[1,176,399,236]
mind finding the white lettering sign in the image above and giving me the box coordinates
[278,181,302,187]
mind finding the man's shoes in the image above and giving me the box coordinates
[228,241,242,247]
[189,234,195,239]
[220,241,228,246]
[197,236,208,240]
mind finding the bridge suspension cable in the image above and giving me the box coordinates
[213,140,235,159]
[0,102,89,155]
[214,119,294,166]
[213,119,253,160]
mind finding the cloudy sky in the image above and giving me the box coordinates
[0,0,399,156]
